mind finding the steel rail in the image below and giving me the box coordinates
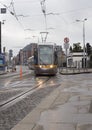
[0,77,51,110]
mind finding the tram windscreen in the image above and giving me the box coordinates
[39,45,53,64]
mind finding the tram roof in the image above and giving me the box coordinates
[37,42,57,46]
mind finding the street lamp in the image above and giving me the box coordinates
[0,20,6,53]
[76,18,87,71]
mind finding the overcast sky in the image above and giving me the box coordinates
[0,0,92,55]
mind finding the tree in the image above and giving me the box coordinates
[86,43,92,56]
[69,46,73,52]
[72,42,83,52]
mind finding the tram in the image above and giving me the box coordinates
[27,56,34,70]
[34,43,58,75]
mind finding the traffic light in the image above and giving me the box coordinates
[86,43,92,56]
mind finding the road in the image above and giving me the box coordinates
[0,66,92,130]
[0,66,60,130]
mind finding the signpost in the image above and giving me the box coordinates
[64,37,69,71]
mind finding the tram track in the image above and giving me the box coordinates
[0,76,51,110]
[0,73,61,130]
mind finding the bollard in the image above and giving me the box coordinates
[20,66,22,79]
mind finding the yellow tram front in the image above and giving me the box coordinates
[34,43,58,75]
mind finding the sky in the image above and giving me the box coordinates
[0,0,92,56]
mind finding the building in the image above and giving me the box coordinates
[17,43,37,65]
[67,52,88,68]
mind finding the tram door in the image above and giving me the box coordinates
[34,48,38,65]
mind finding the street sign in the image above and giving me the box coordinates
[64,37,69,43]
[64,43,69,49]
[64,37,69,49]
[0,8,6,14]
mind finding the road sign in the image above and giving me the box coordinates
[64,43,69,49]
[64,37,69,43]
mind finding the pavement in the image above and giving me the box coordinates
[0,70,7,75]
[59,68,92,75]
[11,68,92,130]
[0,65,30,76]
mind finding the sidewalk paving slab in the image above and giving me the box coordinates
[59,68,92,75]
[11,87,60,130]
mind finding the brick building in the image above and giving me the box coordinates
[16,43,37,65]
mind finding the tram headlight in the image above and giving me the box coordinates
[39,65,42,68]
[50,65,53,68]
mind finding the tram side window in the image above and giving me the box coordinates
[34,49,38,65]
[54,50,58,65]
[0,59,3,65]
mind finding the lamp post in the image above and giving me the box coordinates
[0,20,6,54]
[76,18,87,71]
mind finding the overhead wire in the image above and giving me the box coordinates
[0,1,26,31]
[0,1,18,20]
[10,0,18,21]
[40,0,47,30]
[1,1,92,36]
[40,0,49,42]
